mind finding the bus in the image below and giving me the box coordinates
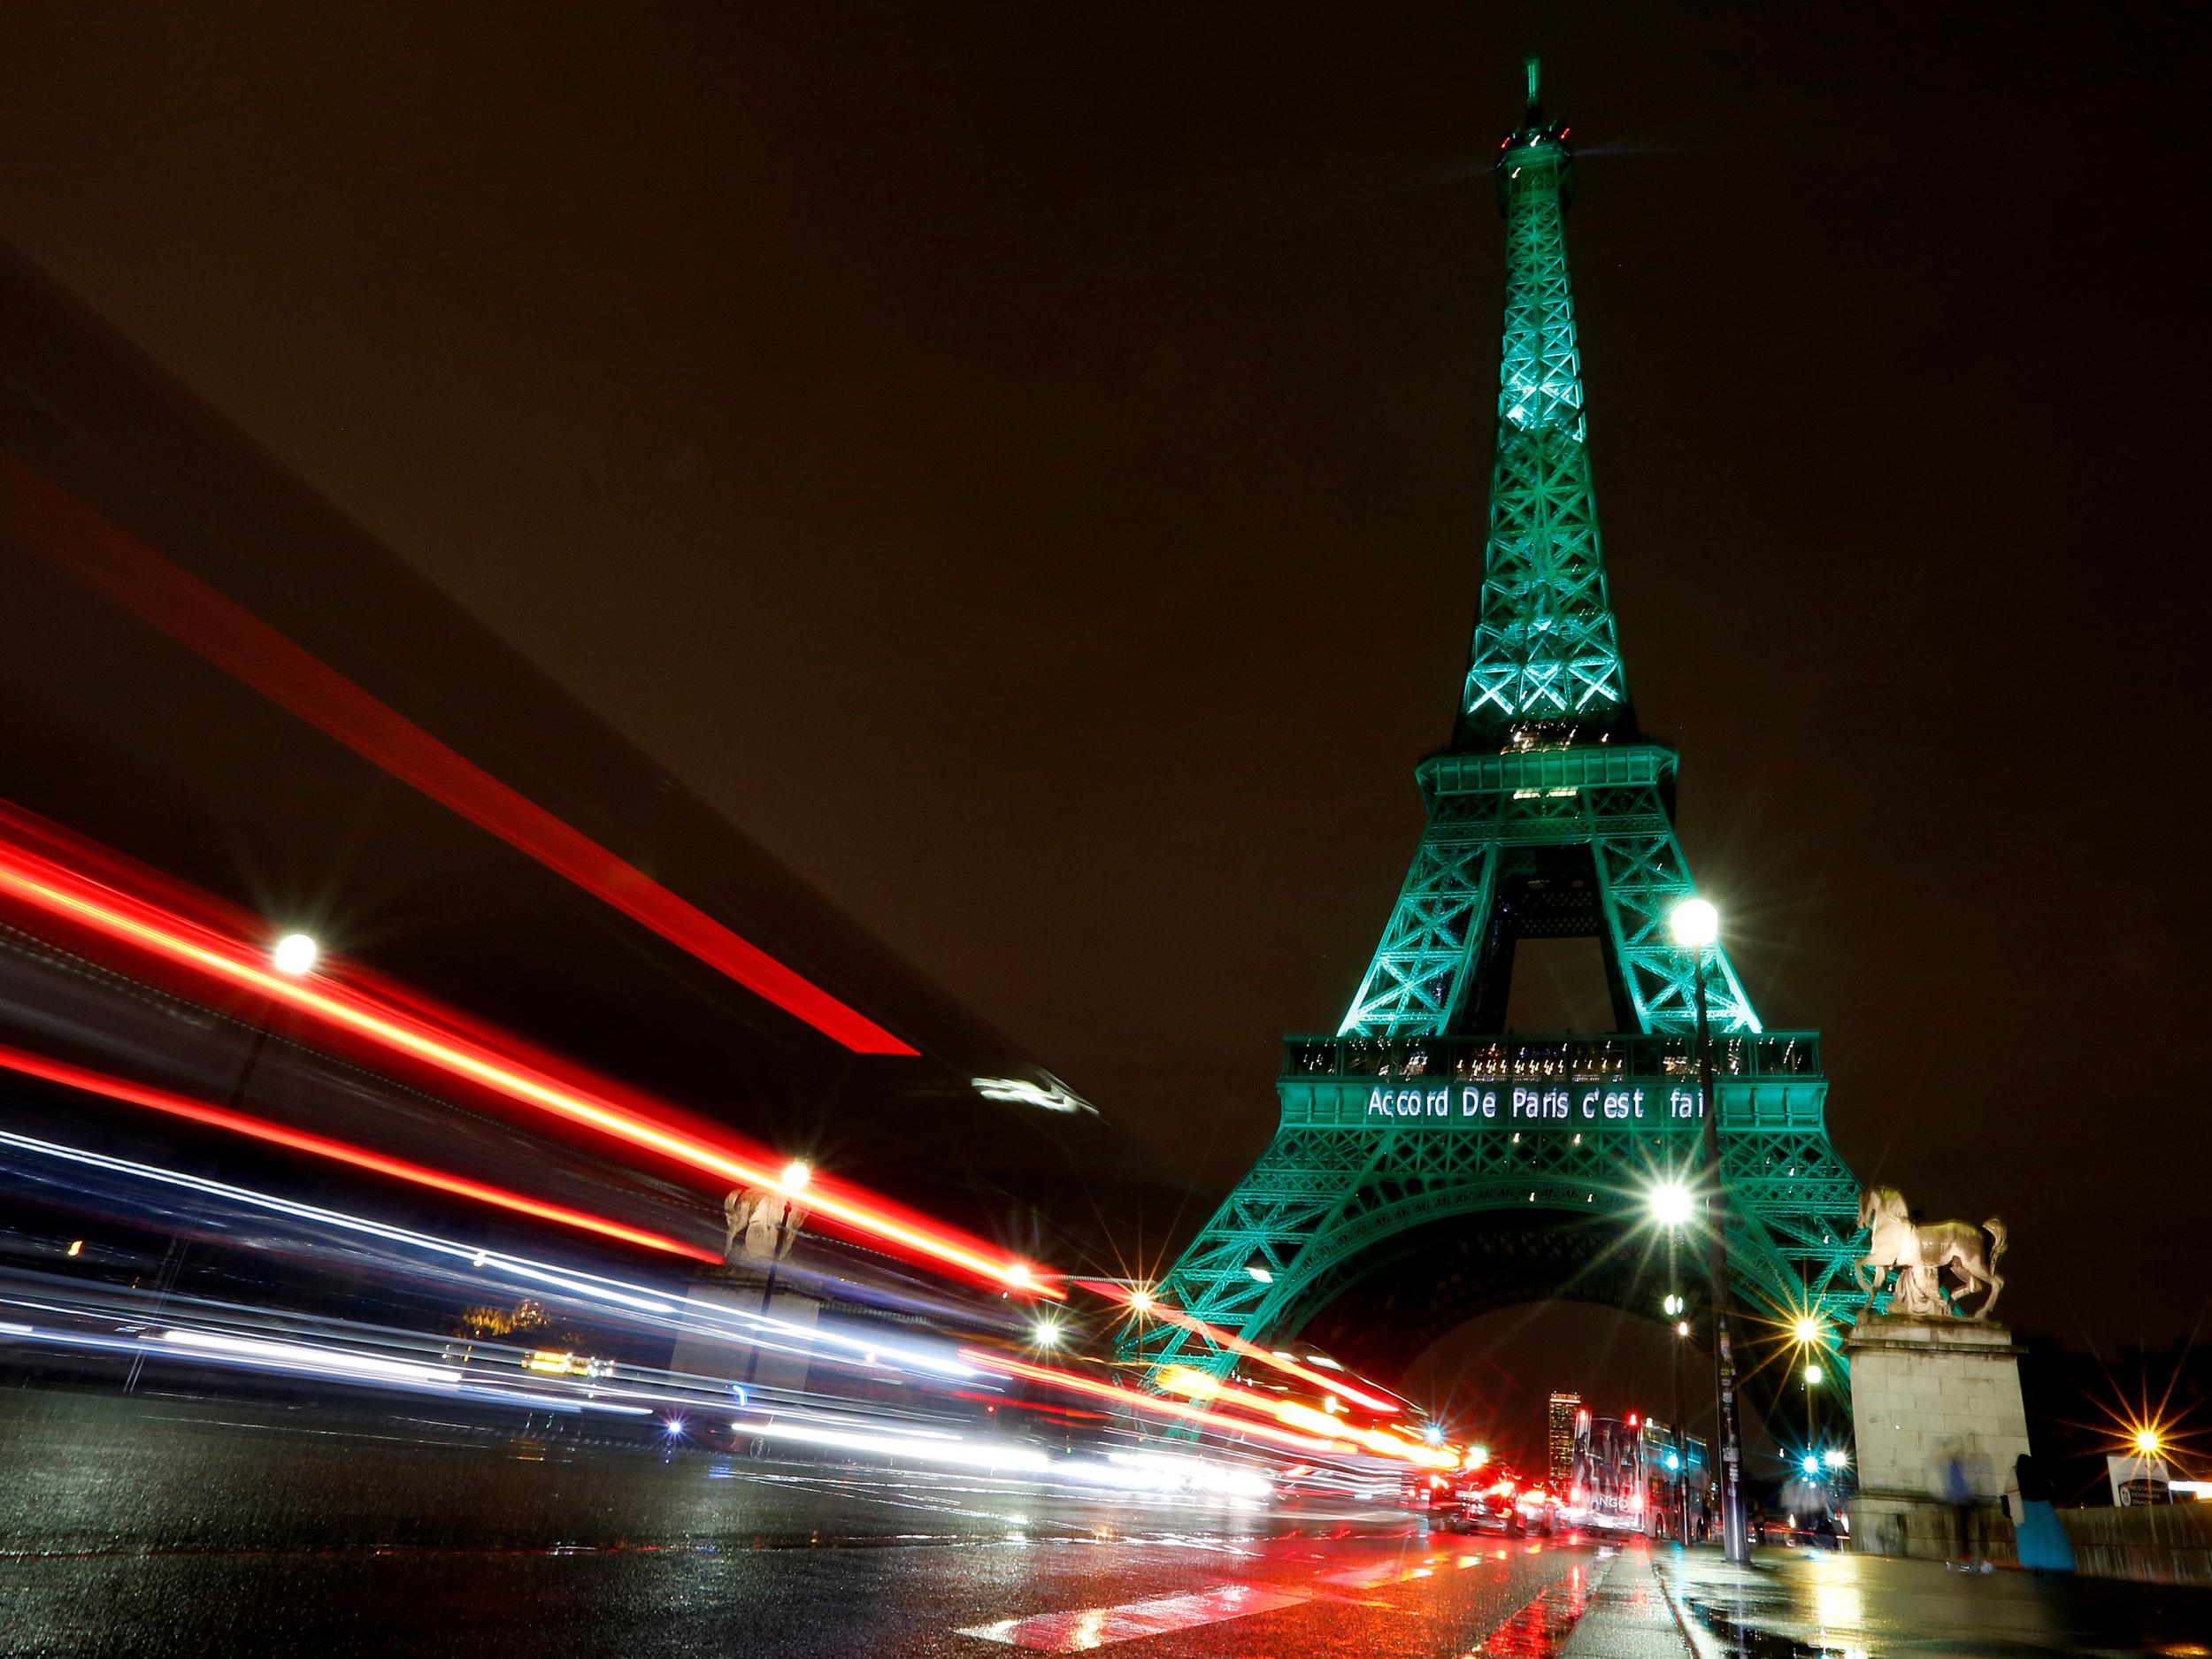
[1570,1411,1647,1532]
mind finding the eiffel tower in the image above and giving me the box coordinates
[1134,62,1866,1394]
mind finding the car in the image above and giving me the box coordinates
[1513,1481,1567,1537]
[1405,1471,1459,1520]
[1446,1474,1532,1537]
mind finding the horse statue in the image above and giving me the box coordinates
[722,1186,807,1266]
[1853,1186,2007,1319]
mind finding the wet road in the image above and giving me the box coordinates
[0,1390,1610,1657]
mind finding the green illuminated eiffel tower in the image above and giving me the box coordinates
[1134,62,1866,1392]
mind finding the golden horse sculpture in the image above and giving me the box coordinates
[1853,1186,2007,1319]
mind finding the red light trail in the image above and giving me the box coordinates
[0,451,914,1056]
[958,1348,1357,1457]
[0,1041,720,1263]
[0,829,1057,1299]
[1073,1279,1400,1413]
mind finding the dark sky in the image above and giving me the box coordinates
[1,4,2206,1357]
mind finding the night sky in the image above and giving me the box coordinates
[1,4,2206,1364]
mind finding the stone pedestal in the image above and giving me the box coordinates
[1846,1315,2030,1561]
[667,1269,820,1407]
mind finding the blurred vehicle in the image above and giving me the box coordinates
[1513,1479,1567,1537]
[1404,1470,1459,1520]
[1444,1472,1534,1537]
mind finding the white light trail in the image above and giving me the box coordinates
[0,1128,978,1385]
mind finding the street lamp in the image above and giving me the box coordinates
[126,930,319,1396]
[1670,897,1718,950]
[1648,1182,1694,1229]
[1794,1318,1826,1471]
[1671,895,1748,1565]
[1652,1187,1694,1545]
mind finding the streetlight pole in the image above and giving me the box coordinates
[125,933,318,1394]
[1667,1272,1689,1546]
[1674,898,1749,1565]
[1793,1318,1824,1481]
[1805,1364,1816,1463]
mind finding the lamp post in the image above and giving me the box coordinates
[738,1159,810,1398]
[126,933,318,1394]
[1795,1317,1824,1471]
[1650,1178,1694,1549]
[1663,1287,1689,1544]
[1671,897,1748,1564]
[1804,1362,1823,1472]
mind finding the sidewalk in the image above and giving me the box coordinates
[1650,1540,2212,1657]
[1559,1540,1697,1659]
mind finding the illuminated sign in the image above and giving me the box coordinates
[1361,1080,1701,1123]
[1281,1076,1708,1130]
[1278,1067,1829,1133]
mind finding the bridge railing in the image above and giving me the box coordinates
[1282,1031,1822,1081]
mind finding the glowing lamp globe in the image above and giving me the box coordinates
[1793,1317,1820,1346]
[1804,1364,1824,1387]
[778,1159,812,1194]
[2133,1427,2162,1456]
[1669,898,1719,949]
[1801,1454,1821,1478]
[1648,1182,1694,1228]
[272,933,319,975]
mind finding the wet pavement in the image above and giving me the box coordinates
[0,1388,1623,1657]
[6,1390,2208,1656]
[1655,1542,2212,1658]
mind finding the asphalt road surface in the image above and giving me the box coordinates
[0,1389,1609,1658]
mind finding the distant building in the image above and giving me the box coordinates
[1547,1392,1581,1486]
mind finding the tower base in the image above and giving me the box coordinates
[1845,1315,2029,1562]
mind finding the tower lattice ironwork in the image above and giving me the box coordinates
[1133,61,1866,1395]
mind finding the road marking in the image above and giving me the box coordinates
[956,1583,1307,1651]
[1323,1549,1477,1587]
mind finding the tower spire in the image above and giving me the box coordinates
[1455,62,1632,749]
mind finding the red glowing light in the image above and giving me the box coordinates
[1072,1279,1397,1413]
[0,1041,720,1262]
[0,825,1058,1299]
[0,453,914,1056]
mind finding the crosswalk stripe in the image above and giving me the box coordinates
[956,1583,1308,1652]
